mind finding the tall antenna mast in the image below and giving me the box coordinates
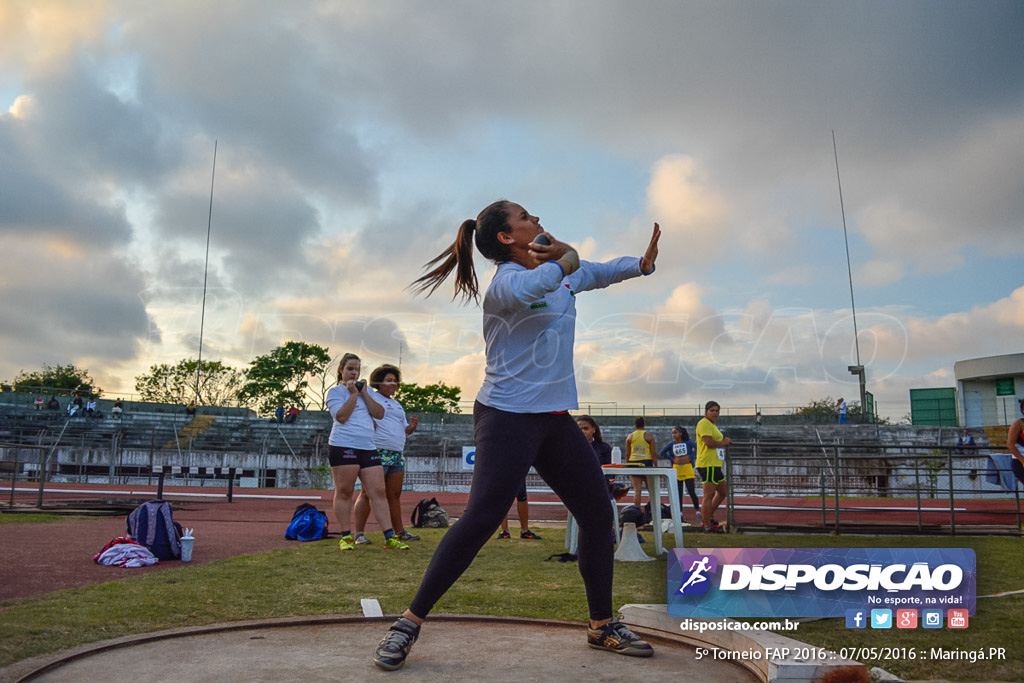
[833,131,867,418]
[195,140,218,405]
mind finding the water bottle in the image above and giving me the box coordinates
[611,446,622,465]
[180,528,195,562]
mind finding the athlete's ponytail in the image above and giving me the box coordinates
[410,200,511,303]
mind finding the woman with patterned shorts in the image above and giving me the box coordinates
[353,364,420,544]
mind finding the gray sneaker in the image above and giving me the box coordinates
[587,618,653,657]
[354,533,371,545]
[397,529,420,541]
[373,617,420,670]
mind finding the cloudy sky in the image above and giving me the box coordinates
[1,0,1021,419]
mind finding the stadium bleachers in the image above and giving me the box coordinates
[0,402,333,458]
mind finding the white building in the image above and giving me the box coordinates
[954,352,1024,427]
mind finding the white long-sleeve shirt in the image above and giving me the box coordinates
[476,256,646,413]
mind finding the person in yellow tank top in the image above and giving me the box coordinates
[624,417,656,507]
[696,401,731,534]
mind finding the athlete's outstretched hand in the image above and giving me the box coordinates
[640,223,660,275]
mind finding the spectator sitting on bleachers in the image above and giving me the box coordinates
[68,396,82,417]
[111,400,123,418]
[34,396,43,410]
[956,428,975,454]
[46,396,60,410]
[286,405,299,424]
[86,398,97,416]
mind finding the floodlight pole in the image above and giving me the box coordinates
[833,132,867,418]
[195,140,218,406]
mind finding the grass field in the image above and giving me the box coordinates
[1,517,1022,681]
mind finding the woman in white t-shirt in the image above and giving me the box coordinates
[325,353,409,550]
[352,364,419,544]
[373,200,661,670]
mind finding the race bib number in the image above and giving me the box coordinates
[716,447,726,461]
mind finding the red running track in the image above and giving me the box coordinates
[1,482,1020,601]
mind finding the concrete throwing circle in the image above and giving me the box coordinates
[7,616,757,682]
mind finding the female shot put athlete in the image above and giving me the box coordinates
[372,200,661,670]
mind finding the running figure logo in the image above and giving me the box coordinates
[677,555,718,595]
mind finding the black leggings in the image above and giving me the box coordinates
[677,478,700,511]
[409,402,614,621]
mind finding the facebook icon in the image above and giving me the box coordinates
[845,609,866,629]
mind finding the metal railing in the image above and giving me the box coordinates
[4,414,1021,536]
[722,440,1023,535]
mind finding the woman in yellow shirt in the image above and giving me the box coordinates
[695,401,731,533]
[624,416,656,507]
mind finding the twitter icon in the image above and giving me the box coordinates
[870,609,892,629]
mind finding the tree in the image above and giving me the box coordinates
[236,341,332,415]
[792,396,840,419]
[135,359,243,406]
[395,381,462,414]
[309,356,339,412]
[791,396,862,422]
[13,364,102,397]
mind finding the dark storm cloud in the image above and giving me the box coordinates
[23,56,175,185]
[351,198,464,273]
[120,1,379,205]
[144,246,228,294]
[0,116,133,243]
[152,173,321,293]
[0,238,150,372]
[291,1,1023,149]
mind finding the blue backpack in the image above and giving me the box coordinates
[285,503,329,541]
[126,499,183,561]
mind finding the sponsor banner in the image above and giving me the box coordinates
[667,547,975,618]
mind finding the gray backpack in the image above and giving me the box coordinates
[411,498,450,528]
